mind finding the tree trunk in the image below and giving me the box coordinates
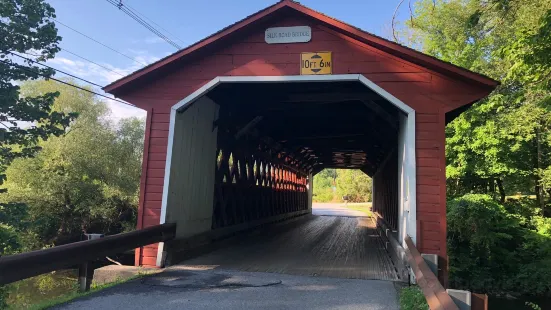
[496,178,506,204]
[536,124,544,214]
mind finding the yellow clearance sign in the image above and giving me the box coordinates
[300,52,332,75]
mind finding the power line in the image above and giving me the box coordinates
[106,0,181,49]
[54,19,148,67]
[59,47,127,77]
[106,0,182,50]
[123,3,187,46]
[9,51,104,88]
[108,0,181,49]
[0,59,136,107]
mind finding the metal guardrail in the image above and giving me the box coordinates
[0,223,176,289]
[404,235,459,310]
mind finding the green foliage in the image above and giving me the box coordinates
[526,301,543,310]
[0,285,7,310]
[0,0,77,195]
[448,194,551,295]
[407,0,551,208]
[399,286,428,310]
[447,194,519,292]
[0,80,144,251]
[0,0,78,258]
[312,169,372,202]
[313,169,337,202]
[336,169,372,202]
[407,0,551,296]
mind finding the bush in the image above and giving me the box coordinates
[0,285,7,309]
[448,194,551,296]
[313,188,335,202]
[399,286,428,310]
[336,169,372,202]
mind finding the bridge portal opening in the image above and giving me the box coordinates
[158,75,415,281]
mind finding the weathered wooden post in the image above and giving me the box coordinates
[78,233,104,291]
[78,261,94,292]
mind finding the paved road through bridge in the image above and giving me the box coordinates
[56,203,400,309]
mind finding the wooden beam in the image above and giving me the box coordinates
[235,116,263,139]
[311,164,324,176]
[404,236,459,310]
[283,92,380,103]
[280,133,366,142]
[361,100,397,129]
[360,166,374,177]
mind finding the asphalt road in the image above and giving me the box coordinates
[56,268,399,310]
[312,202,371,217]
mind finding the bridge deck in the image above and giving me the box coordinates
[178,209,399,281]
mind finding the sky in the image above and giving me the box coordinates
[45,0,413,120]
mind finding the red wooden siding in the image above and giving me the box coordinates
[119,13,485,266]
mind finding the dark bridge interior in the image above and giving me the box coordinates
[167,80,406,282]
[207,81,402,176]
[197,81,402,233]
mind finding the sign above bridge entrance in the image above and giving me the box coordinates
[300,52,332,75]
[265,26,312,44]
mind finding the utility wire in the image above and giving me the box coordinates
[107,0,181,49]
[54,19,148,67]
[123,3,187,46]
[108,0,181,49]
[9,51,104,88]
[58,47,127,77]
[0,59,136,107]
[106,0,182,50]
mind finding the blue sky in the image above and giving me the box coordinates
[45,0,412,119]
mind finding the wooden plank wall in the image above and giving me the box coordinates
[164,97,219,239]
[120,12,486,267]
[212,136,309,229]
[372,149,398,230]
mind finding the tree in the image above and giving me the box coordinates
[406,0,551,208]
[0,0,77,255]
[1,80,144,250]
[313,169,336,202]
[405,0,551,296]
[312,169,372,203]
[336,169,372,202]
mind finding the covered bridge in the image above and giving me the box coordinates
[104,0,498,283]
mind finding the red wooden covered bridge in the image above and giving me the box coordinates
[103,0,497,283]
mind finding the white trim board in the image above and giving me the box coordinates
[157,74,417,265]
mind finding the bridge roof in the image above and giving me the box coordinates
[103,0,498,96]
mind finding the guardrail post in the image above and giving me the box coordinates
[78,233,103,292]
[78,261,94,292]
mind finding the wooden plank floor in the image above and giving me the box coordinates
[178,215,399,281]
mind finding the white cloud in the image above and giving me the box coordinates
[48,57,128,84]
[107,101,147,121]
[131,37,165,45]
[45,50,162,120]
[144,37,165,44]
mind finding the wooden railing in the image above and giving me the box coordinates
[404,235,459,310]
[0,223,176,290]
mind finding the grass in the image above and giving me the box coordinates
[341,203,372,216]
[11,274,145,310]
[399,286,429,310]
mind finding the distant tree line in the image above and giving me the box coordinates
[313,169,372,203]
